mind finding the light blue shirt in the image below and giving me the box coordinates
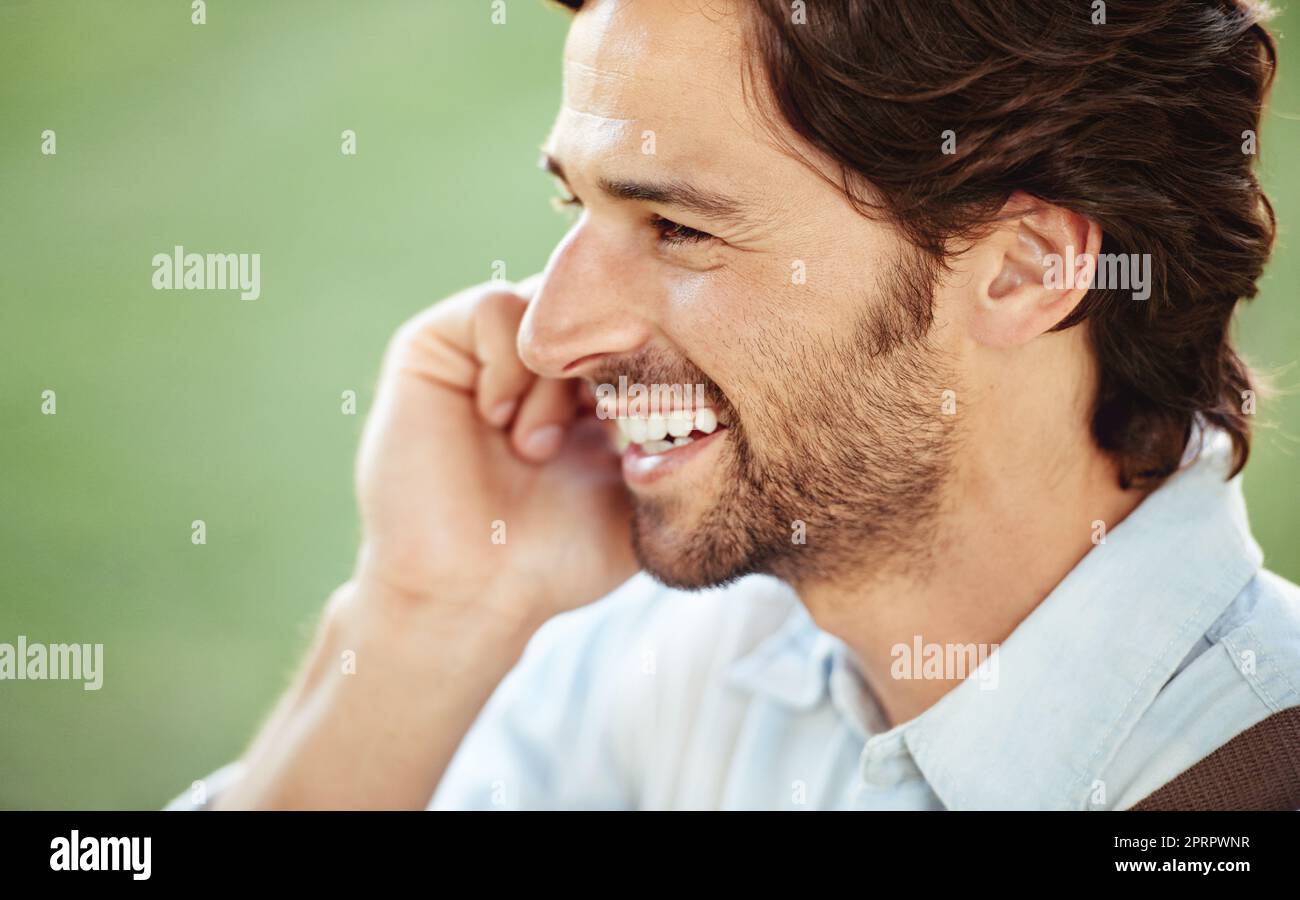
[171,427,1300,810]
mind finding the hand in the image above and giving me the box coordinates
[351,277,637,632]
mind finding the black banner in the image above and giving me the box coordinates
[0,810,1291,886]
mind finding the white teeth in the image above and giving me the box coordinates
[625,417,648,443]
[616,408,721,454]
[666,415,693,437]
[646,416,669,441]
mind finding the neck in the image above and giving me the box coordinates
[795,424,1146,730]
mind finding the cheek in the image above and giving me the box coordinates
[667,264,837,397]
[662,267,751,372]
[660,259,877,454]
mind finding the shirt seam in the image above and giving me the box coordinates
[1226,623,1300,713]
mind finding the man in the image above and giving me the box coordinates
[171,0,1299,810]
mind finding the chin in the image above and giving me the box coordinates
[629,497,766,591]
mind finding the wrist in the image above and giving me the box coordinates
[326,573,541,675]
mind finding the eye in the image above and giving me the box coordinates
[651,215,714,247]
[549,191,582,219]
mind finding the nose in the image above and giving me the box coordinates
[517,220,655,380]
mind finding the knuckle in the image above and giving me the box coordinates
[474,284,526,323]
[384,316,427,364]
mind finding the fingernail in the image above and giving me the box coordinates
[489,400,516,427]
[522,425,564,459]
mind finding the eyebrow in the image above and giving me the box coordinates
[539,151,754,227]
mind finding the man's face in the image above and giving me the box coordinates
[521,0,960,589]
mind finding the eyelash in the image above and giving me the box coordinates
[551,194,715,247]
[650,215,713,246]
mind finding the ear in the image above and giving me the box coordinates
[963,191,1101,349]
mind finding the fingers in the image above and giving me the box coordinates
[385,276,576,464]
[471,281,580,463]
[511,376,578,463]
[471,289,534,427]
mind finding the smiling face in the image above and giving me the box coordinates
[518,0,960,589]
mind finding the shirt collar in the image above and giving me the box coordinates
[726,426,1263,809]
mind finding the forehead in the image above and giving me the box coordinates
[549,0,779,181]
[563,0,744,117]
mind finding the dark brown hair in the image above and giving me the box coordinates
[552,0,1278,489]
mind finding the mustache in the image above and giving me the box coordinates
[584,351,730,413]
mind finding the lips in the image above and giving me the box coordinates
[620,420,728,486]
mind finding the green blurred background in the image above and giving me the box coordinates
[1,0,1298,809]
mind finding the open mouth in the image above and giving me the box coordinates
[614,407,722,456]
[613,408,728,450]
[611,407,729,487]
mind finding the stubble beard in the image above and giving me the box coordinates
[630,255,959,591]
